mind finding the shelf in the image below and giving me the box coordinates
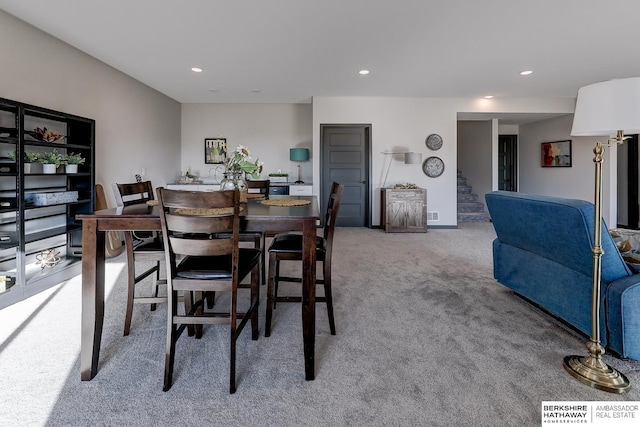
[0,97,94,309]
[25,225,82,245]
[24,198,91,211]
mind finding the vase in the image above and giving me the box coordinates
[42,164,57,174]
[220,171,248,202]
[65,164,78,173]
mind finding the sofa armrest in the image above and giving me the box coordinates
[606,275,640,359]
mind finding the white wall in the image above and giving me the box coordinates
[313,96,575,227]
[457,120,493,205]
[0,10,181,207]
[180,104,312,182]
[519,114,617,225]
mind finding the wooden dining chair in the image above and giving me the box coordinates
[112,181,166,336]
[265,181,344,336]
[157,188,260,393]
[245,179,270,284]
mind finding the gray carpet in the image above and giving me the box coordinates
[1,223,639,426]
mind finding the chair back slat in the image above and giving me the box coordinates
[160,189,235,209]
[246,179,270,198]
[166,213,234,234]
[113,181,155,207]
[169,236,233,257]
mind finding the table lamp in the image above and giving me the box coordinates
[564,77,640,393]
[290,148,309,184]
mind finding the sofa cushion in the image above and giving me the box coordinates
[610,228,640,273]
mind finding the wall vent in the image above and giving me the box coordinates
[427,211,439,221]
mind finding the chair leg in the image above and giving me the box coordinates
[184,291,195,337]
[230,292,238,394]
[323,260,336,335]
[273,259,280,308]
[123,258,136,337]
[194,291,204,339]
[150,261,160,311]
[163,292,178,392]
[251,266,260,340]
[265,252,277,337]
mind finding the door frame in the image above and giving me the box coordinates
[319,124,372,227]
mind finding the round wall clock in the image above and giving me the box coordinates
[422,156,445,177]
[426,133,443,151]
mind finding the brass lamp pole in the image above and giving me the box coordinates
[563,77,640,393]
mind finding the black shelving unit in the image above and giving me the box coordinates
[0,97,95,308]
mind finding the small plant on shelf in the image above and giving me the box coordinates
[25,151,40,163]
[61,152,85,165]
[7,149,41,163]
[38,150,63,167]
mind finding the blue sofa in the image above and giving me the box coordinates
[485,190,640,360]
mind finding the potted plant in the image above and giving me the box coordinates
[38,149,63,174]
[7,149,41,173]
[24,151,40,174]
[62,152,85,173]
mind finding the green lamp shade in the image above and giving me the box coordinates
[289,148,309,161]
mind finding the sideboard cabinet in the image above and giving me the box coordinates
[0,97,95,309]
[380,188,427,233]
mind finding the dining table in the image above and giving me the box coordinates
[77,194,320,382]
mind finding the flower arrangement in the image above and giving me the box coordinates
[225,145,263,178]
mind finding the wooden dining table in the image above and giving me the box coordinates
[77,195,320,382]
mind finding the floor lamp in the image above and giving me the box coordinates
[381,151,422,188]
[564,77,640,393]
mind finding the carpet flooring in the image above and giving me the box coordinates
[1,223,639,426]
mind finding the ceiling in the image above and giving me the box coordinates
[2,0,640,117]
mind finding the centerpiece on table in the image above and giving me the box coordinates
[220,145,264,198]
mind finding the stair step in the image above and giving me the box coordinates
[458,212,491,222]
[458,193,479,203]
[457,178,467,186]
[457,186,472,194]
[457,202,486,213]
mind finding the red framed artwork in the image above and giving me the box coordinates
[541,140,572,167]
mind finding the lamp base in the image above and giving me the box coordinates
[563,355,630,393]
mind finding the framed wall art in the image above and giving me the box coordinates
[541,140,572,167]
[205,138,227,164]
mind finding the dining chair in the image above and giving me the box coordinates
[265,181,344,336]
[245,179,270,284]
[112,181,166,336]
[156,188,260,393]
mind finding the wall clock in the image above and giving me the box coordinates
[422,156,445,177]
[426,133,443,151]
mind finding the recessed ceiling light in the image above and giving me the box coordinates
[251,89,262,93]
[208,88,218,92]
[358,69,370,75]
[520,70,533,76]
[191,67,203,73]
[484,95,494,99]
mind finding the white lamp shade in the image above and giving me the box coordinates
[571,77,640,136]
[404,152,422,164]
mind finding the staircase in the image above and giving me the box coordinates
[457,170,491,222]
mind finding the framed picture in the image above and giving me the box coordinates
[205,138,227,164]
[541,140,572,167]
